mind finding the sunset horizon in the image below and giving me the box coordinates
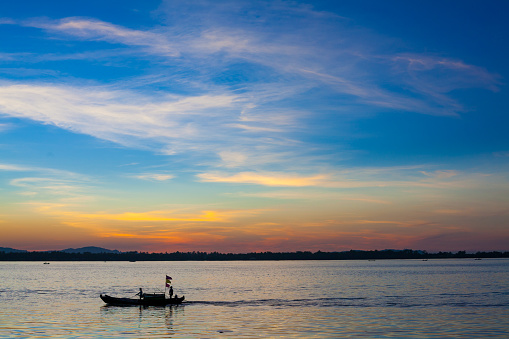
[3,245,509,256]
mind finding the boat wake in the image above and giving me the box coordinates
[184,295,508,308]
[185,297,368,308]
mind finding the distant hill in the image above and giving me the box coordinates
[0,246,120,254]
[0,247,28,253]
[60,246,120,254]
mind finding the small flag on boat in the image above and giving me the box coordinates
[166,275,172,287]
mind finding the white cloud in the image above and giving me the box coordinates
[135,173,175,181]
[229,123,282,133]
[420,170,459,179]
[0,162,90,181]
[7,176,92,203]
[233,190,391,204]
[218,151,248,168]
[0,162,94,203]
[13,6,498,119]
[196,166,500,189]
[0,163,29,171]
[0,82,312,171]
[25,17,178,57]
[156,2,500,117]
[0,83,242,148]
[392,54,501,92]
[197,171,331,187]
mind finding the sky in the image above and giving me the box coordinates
[0,0,508,253]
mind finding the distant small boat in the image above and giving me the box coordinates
[43,262,50,264]
[100,293,185,306]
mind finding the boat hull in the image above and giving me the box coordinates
[100,294,185,306]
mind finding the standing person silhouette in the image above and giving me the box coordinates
[169,286,173,299]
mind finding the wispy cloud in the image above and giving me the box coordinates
[7,2,499,119]
[163,2,500,116]
[217,151,248,168]
[420,170,459,179]
[0,83,241,148]
[0,123,13,132]
[21,201,269,242]
[233,190,391,204]
[197,170,403,188]
[0,163,30,171]
[0,82,312,171]
[197,166,506,190]
[352,219,435,228]
[493,151,509,157]
[0,162,94,204]
[0,162,89,180]
[391,54,501,92]
[24,17,178,57]
[78,209,241,222]
[9,177,91,202]
[134,173,175,181]
[198,171,331,187]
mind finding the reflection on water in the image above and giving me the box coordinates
[100,304,183,337]
[1,259,509,338]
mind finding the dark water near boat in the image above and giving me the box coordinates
[1,259,508,338]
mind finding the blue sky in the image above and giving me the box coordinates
[0,0,508,252]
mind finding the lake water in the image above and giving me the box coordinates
[1,259,508,338]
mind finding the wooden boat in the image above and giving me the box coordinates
[100,292,185,306]
[101,276,184,306]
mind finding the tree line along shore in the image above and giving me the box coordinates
[1,249,508,261]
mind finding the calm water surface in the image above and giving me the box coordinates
[1,259,508,338]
